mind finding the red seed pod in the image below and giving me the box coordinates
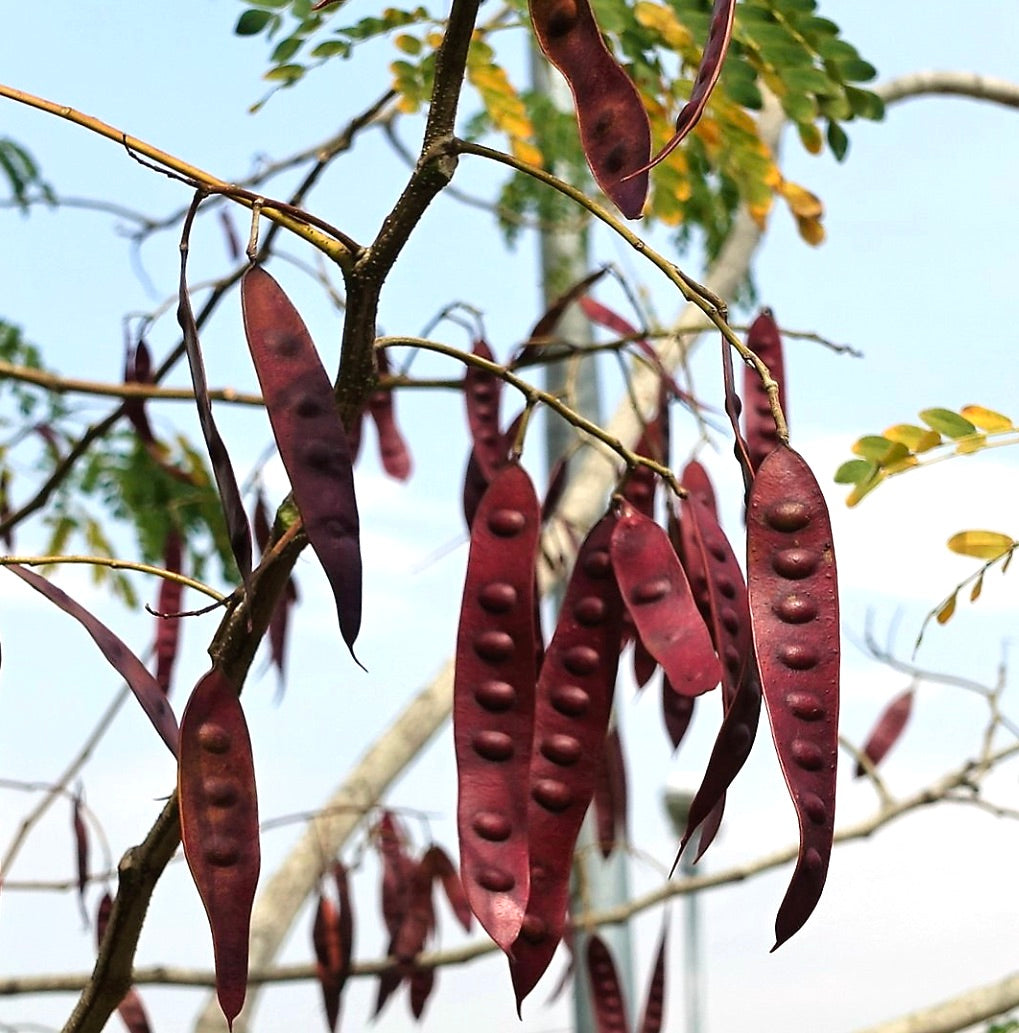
[0,467,12,551]
[368,348,412,481]
[541,455,570,526]
[743,308,787,472]
[632,0,736,174]
[529,0,651,218]
[681,460,719,518]
[332,860,354,981]
[312,893,344,1032]
[661,679,695,750]
[72,789,89,918]
[117,988,153,1033]
[464,338,504,480]
[95,891,113,944]
[409,965,436,1020]
[746,444,839,949]
[610,500,721,698]
[241,265,362,661]
[586,934,629,1033]
[593,724,628,859]
[638,927,668,1033]
[252,490,298,684]
[631,636,657,690]
[674,490,761,861]
[454,462,540,953]
[855,689,914,777]
[178,667,260,1028]
[423,844,473,932]
[123,338,156,445]
[393,856,436,964]
[155,528,183,697]
[375,811,413,941]
[510,511,623,1008]
[6,564,178,755]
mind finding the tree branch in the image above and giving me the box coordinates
[877,70,1019,109]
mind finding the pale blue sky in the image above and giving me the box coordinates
[1,3,1018,1033]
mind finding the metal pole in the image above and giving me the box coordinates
[529,44,636,1033]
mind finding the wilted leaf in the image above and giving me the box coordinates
[947,530,1015,560]
[935,592,957,625]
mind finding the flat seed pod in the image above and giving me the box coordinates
[633,0,736,174]
[661,679,695,750]
[424,844,472,932]
[178,667,260,1028]
[464,338,504,480]
[675,492,760,861]
[746,444,839,949]
[312,894,344,1032]
[586,934,629,1033]
[610,500,721,697]
[510,511,623,1009]
[529,0,651,218]
[855,689,914,777]
[368,348,412,481]
[454,462,540,953]
[743,309,787,472]
[593,724,628,859]
[6,564,179,755]
[240,265,362,660]
[154,528,183,697]
[638,927,668,1033]
[409,965,436,1020]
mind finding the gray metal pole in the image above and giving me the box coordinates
[529,45,636,1033]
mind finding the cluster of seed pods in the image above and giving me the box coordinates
[240,265,362,661]
[746,444,839,949]
[453,462,541,952]
[178,667,260,1028]
[743,308,787,472]
[585,930,668,1033]
[528,0,651,218]
[509,511,623,1006]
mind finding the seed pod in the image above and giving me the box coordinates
[454,462,540,953]
[855,689,914,777]
[638,927,668,1033]
[332,860,354,982]
[610,500,721,697]
[94,894,153,1033]
[252,490,298,684]
[72,789,89,920]
[593,724,627,859]
[661,679,695,750]
[177,198,252,585]
[674,489,760,861]
[374,812,413,1016]
[586,934,628,1033]
[154,528,183,697]
[312,893,344,1032]
[424,844,472,932]
[521,267,609,354]
[634,0,736,173]
[393,856,436,964]
[510,511,623,1008]
[409,965,436,1020]
[241,265,362,661]
[743,308,786,472]
[464,338,504,480]
[529,0,651,218]
[368,348,412,481]
[6,564,178,755]
[178,667,260,1027]
[746,444,839,949]
[123,338,156,446]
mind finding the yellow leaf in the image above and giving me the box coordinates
[955,434,987,455]
[779,179,824,218]
[695,118,722,150]
[883,423,941,453]
[795,214,825,246]
[511,139,543,167]
[946,530,1015,560]
[959,404,1014,431]
[634,1,693,49]
[970,574,984,602]
[797,122,823,154]
[936,593,957,625]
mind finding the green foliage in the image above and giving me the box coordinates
[0,138,55,212]
[233,0,882,260]
[44,430,240,603]
[988,1018,1019,1033]
[836,404,1019,506]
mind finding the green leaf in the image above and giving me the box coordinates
[834,57,878,83]
[826,119,849,161]
[271,36,303,63]
[845,85,885,120]
[852,435,909,465]
[919,408,977,439]
[264,63,306,83]
[834,458,876,485]
[235,9,275,35]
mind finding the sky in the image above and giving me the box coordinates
[1,3,1018,1033]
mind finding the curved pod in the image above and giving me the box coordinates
[746,444,839,949]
